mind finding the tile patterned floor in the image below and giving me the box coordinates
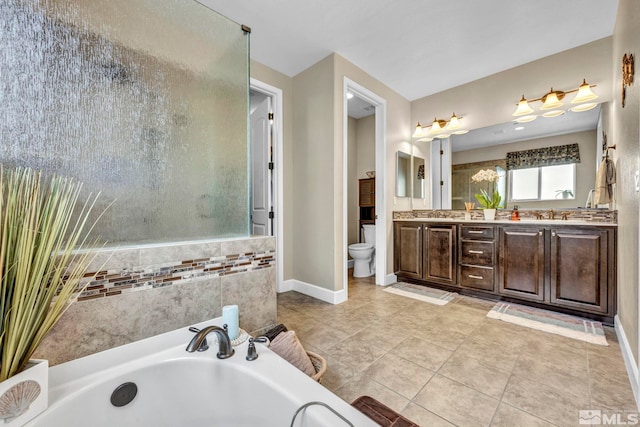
[277,273,637,427]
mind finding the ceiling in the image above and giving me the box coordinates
[199,0,618,102]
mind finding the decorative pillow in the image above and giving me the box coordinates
[269,331,316,377]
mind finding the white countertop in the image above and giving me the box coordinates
[393,218,617,226]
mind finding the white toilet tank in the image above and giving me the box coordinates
[362,224,376,244]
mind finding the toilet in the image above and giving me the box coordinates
[348,224,376,278]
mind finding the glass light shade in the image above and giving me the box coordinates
[453,129,469,135]
[447,113,462,130]
[570,102,598,112]
[435,133,449,139]
[540,90,563,110]
[429,118,444,135]
[515,115,537,123]
[513,96,534,116]
[412,122,426,138]
[571,80,598,104]
[542,110,565,118]
[417,137,433,142]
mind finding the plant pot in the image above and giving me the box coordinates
[483,208,497,221]
[0,359,48,426]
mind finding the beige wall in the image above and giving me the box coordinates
[609,0,640,364]
[334,54,412,287]
[348,117,359,245]
[411,38,613,210]
[250,60,294,281]
[453,130,597,209]
[291,55,336,289]
[356,115,376,178]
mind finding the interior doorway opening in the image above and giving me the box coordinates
[250,78,284,292]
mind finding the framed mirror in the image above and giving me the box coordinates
[413,156,425,199]
[396,150,411,197]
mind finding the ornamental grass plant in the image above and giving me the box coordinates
[0,166,103,381]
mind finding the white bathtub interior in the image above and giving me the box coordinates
[27,318,376,427]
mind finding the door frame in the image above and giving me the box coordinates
[343,77,387,290]
[250,78,284,293]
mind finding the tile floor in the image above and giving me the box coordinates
[277,273,637,427]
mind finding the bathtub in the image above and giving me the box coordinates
[26,319,376,427]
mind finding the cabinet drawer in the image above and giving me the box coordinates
[460,240,494,266]
[461,226,494,240]
[460,265,495,291]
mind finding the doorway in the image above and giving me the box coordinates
[249,78,284,292]
[343,78,387,294]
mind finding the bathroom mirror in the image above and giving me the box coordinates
[396,151,411,197]
[449,105,602,209]
[412,156,425,199]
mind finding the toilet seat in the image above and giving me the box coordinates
[349,243,373,251]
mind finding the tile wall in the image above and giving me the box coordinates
[34,236,276,365]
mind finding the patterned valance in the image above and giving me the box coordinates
[506,143,580,170]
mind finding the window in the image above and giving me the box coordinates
[510,164,576,201]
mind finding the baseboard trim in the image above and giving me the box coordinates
[382,273,397,286]
[615,315,640,410]
[280,279,347,305]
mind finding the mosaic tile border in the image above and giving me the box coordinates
[393,209,617,223]
[75,249,275,302]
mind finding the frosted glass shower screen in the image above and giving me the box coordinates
[0,0,249,243]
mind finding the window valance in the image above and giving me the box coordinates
[506,143,580,170]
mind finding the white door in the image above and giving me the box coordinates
[250,93,272,235]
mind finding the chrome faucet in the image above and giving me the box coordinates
[186,325,234,359]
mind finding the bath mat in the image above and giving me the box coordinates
[383,282,457,306]
[487,302,608,346]
[352,396,419,427]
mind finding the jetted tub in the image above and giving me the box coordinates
[26,319,376,427]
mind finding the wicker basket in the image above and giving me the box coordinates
[307,351,327,383]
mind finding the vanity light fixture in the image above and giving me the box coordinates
[512,79,599,119]
[412,112,467,140]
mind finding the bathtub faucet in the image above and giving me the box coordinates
[186,325,235,359]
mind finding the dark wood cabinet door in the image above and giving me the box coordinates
[424,225,457,285]
[499,227,545,301]
[550,228,609,314]
[394,222,423,279]
[359,179,375,207]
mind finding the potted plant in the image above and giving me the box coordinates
[0,166,102,425]
[471,169,502,220]
[555,189,574,199]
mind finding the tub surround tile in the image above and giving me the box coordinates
[39,236,277,365]
[393,208,617,223]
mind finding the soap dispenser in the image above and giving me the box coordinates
[510,205,520,221]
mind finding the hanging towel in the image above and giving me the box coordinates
[594,157,616,205]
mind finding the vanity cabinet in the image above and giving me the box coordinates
[393,222,457,285]
[498,225,614,316]
[459,225,496,292]
[394,220,616,323]
[498,227,546,301]
[549,228,611,314]
[394,222,423,279]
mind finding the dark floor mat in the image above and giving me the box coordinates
[351,395,420,427]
